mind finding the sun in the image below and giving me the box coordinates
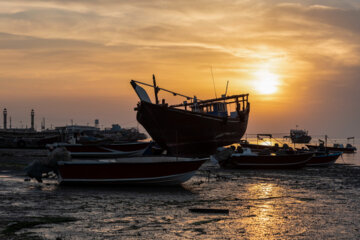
[254,69,280,95]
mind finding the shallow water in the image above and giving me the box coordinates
[1,158,360,239]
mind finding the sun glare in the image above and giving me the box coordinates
[254,69,280,95]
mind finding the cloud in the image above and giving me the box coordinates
[0,32,100,49]
[0,0,359,135]
[271,3,360,33]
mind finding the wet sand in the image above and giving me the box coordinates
[1,149,360,239]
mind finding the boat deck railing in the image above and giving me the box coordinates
[131,76,249,117]
[170,94,249,115]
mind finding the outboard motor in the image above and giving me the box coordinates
[25,147,71,183]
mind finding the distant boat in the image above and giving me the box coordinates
[0,129,61,149]
[131,75,250,156]
[306,143,356,153]
[284,129,312,144]
[215,148,313,168]
[48,142,152,159]
[57,156,207,185]
[306,152,342,167]
[307,136,357,154]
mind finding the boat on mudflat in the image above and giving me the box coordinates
[48,142,152,159]
[306,144,356,153]
[131,75,250,157]
[57,156,208,185]
[0,130,61,149]
[306,152,342,167]
[283,129,312,144]
[215,148,313,169]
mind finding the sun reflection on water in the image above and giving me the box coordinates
[241,182,288,239]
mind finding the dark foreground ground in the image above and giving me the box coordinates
[0,149,360,240]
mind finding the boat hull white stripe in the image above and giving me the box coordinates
[58,157,208,165]
[58,171,197,185]
[70,149,144,157]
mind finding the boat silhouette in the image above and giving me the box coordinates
[131,75,250,156]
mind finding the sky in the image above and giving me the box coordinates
[0,0,359,138]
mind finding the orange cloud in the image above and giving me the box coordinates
[0,1,359,136]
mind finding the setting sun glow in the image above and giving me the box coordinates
[0,0,358,137]
[254,69,280,95]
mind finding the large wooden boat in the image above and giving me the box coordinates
[48,142,152,159]
[131,75,250,156]
[57,156,207,185]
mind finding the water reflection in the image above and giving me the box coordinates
[241,182,290,239]
[342,152,359,165]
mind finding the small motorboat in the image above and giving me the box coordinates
[57,156,208,185]
[306,151,342,167]
[48,142,153,159]
[215,147,313,169]
[306,136,357,154]
[306,143,356,153]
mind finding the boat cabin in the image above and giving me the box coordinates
[346,144,354,149]
[191,102,228,117]
[173,94,248,119]
[333,143,344,148]
[290,129,308,137]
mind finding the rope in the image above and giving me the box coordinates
[341,154,346,164]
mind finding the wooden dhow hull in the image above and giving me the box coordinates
[57,157,207,185]
[136,101,250,157]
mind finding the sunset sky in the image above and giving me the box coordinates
[0,0,359,138]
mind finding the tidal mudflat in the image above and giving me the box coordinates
[0,149,360,239]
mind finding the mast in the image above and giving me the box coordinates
[211,66,217,98]
[153,74,159,105]
[224,80,229,97]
